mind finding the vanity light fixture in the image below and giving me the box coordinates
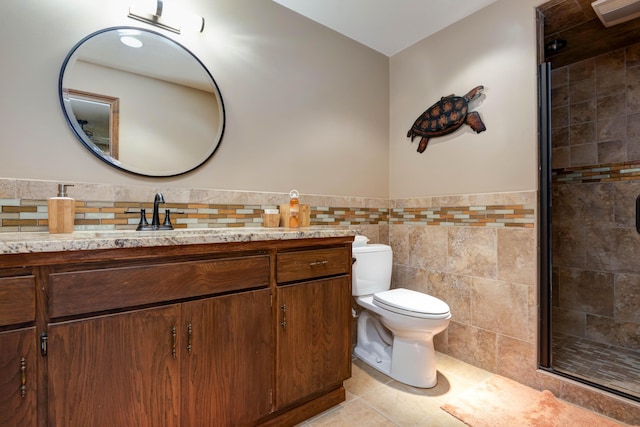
[128,0,205,34]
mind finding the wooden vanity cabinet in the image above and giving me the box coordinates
[0,235,353,427]
[47,305,182,427]
[0,274,37,427]
[274,246,352,414]
[0,327,38,427]
[47,289,273,427]
[181,288,272,426]
[45,253,273,427]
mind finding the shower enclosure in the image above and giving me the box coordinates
[538,3,640,400]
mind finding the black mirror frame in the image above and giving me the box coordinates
[58,26,226,177]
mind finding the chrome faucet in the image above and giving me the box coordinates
[136,192,173,231]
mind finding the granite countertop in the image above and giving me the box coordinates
[0,227,356,254]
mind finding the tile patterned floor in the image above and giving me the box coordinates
[298,351,631,426]
[553,333,640,397]
[298,353,491,426]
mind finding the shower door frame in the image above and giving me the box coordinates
[538,62,552,371]
[537,61,640,404]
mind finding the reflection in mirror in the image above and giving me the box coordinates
[66,89,120,159]
[59,27,225,177]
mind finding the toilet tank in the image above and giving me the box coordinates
[352,244,392,296]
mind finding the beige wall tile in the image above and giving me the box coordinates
[0,179,16,198]
[410,225,448,271]
[353,224,381,244]
[428,272,472,325]
[447,227,496,278]
[496,335,537,387]
[391,265,425,292]
[447,322,497,373]
[389,224,410,266]
[378,223,390,245]
[471,277,530,341]
[497,228,536,286]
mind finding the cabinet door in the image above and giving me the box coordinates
[0,327,37,427]
[276,276,351,409]
[48,305,180,427]
[181,289,273,426]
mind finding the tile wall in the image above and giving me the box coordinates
[550,41,640,351]
[389,191,538,381]
[2,177,640,422]
[550,42,640,169]
[388,190,640,423]
[0,179,534,233]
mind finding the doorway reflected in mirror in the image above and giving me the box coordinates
[65,89,119,159]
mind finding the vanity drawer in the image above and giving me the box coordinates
[0,276,36,327]
[49,255,270,318]
[277,247,350,284]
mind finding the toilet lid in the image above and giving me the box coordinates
[373,288,450,319]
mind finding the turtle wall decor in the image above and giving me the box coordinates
[407,85,486,153]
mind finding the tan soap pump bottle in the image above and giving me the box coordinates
[48,184,75,234]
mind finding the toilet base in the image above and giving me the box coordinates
[389,336,437,388]
[354,311,393,376]
[354,311,438,388]
[353,344,392,378]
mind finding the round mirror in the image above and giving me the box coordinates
[59,27,225,177]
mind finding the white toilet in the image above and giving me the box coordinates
[352,236,451,388]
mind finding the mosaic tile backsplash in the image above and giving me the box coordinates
[553,160,640,185]
[0,199,535,232]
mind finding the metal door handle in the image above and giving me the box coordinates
[636,195,640,234]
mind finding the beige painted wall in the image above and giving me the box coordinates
[389,0,540,198]
[0,0,389,198]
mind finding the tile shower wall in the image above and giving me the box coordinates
[550,42,640,351]
[551,42,640,168]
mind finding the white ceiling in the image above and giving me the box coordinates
[272,0,499,57]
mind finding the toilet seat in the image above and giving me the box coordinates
[373,288,450,320]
